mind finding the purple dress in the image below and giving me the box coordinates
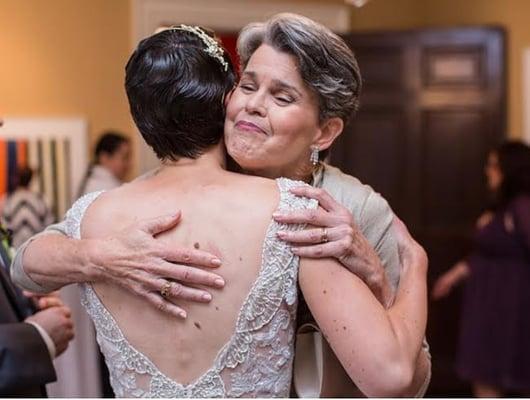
[456,195,530,390]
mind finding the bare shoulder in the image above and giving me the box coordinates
[229,173,279,204]
[80,185,136,239]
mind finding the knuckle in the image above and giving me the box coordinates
[171,283,184,297]
[182,268,191,282]
[339,239,351,252]
[315,247,323,256]
[180,250,192,263]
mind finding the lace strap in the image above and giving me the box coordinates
[218,178,318,369]
[64,190,105,239]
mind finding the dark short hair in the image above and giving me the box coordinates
[125,27,236,161]
[495,140,530,205]
[95,131,129,160]
[17,166,33,188]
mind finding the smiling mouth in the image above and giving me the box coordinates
[235,121,267,135]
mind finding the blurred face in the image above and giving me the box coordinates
[485,151,503,192]
[103,142,132,181]
[224,44,323,180]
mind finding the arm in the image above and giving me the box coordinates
[11,212,226,318]
[0,323,56,391]
[298,220,428,397]
[274,186,394,307]
[431,260,470,300]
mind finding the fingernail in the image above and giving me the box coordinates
[272,212,283,219]
[277,231,286,238]
[215,278,225,287]
[179,311,187,318]
[291,247,299,254]
[211,258,222,266]
[202,292,212,301]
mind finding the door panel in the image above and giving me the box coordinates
[334,27,506,395]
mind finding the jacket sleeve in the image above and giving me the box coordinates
[0,322,56,391]
[10,221,68,293]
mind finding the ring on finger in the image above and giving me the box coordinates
[160,281,173,298]
[320,228,329,243]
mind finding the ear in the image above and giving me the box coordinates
[313,117,344,151]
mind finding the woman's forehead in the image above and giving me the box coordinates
[245,45,301,79]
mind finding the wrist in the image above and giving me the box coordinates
[81,239,106,283]
[366,265,394,308]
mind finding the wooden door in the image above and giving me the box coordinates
[333,27,506,395]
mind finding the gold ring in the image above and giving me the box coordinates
[160,281,173,298]
[321,228,329,243]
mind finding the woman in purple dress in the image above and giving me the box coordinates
[433,141,530,397]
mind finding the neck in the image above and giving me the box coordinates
[158,143,226,174]
[242,160,314,183]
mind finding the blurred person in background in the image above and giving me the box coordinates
[433,141,530,397]
[77,131,131,197]
[1,166,54,248]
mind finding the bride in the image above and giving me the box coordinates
[66,25,318,397]
[33,23,428,397]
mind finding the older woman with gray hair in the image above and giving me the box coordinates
[12,13,430,397]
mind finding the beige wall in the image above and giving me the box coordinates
[351,0,530,139]
[2,0,528,163]
[0,0,132,152]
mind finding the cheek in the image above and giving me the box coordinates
[225,91,244,121]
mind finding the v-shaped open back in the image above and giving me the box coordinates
[64,178,317,397]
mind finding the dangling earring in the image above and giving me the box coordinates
[310,146,320,165]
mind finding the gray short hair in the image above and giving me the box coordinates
[237,13,362,124]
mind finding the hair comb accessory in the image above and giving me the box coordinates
[169,24,229,72]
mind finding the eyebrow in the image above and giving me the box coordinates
[242,70,303,98]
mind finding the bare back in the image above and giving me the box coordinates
[65,166,317,397]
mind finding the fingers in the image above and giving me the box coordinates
[161,247,222,270]
[139,212,182,235]
[277,226,344,245]
[38,296,64,310]
[273,207,335,228]
[144,292,187,319]
[290,241,343,258]
[154,261,225,289]
[59,306,72,319]
[289,186,339,212]
[153,278,213,303]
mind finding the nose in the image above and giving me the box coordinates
[245,90,267,117]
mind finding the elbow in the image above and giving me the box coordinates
[360,360,415,398]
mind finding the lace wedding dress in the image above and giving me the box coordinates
[63,178,317,397]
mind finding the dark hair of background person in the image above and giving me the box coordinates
[94,132,130,161]
[492,140,530,208]
[77,131,130,198]
[17,166,33,188]
[125,27,236,161]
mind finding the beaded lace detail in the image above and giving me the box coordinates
[64,178,317,397]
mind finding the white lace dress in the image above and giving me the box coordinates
[63,178,317,397]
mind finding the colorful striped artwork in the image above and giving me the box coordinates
[0,138,72,221]
[0,118,88,221]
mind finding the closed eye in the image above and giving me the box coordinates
[238,81,256,93]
